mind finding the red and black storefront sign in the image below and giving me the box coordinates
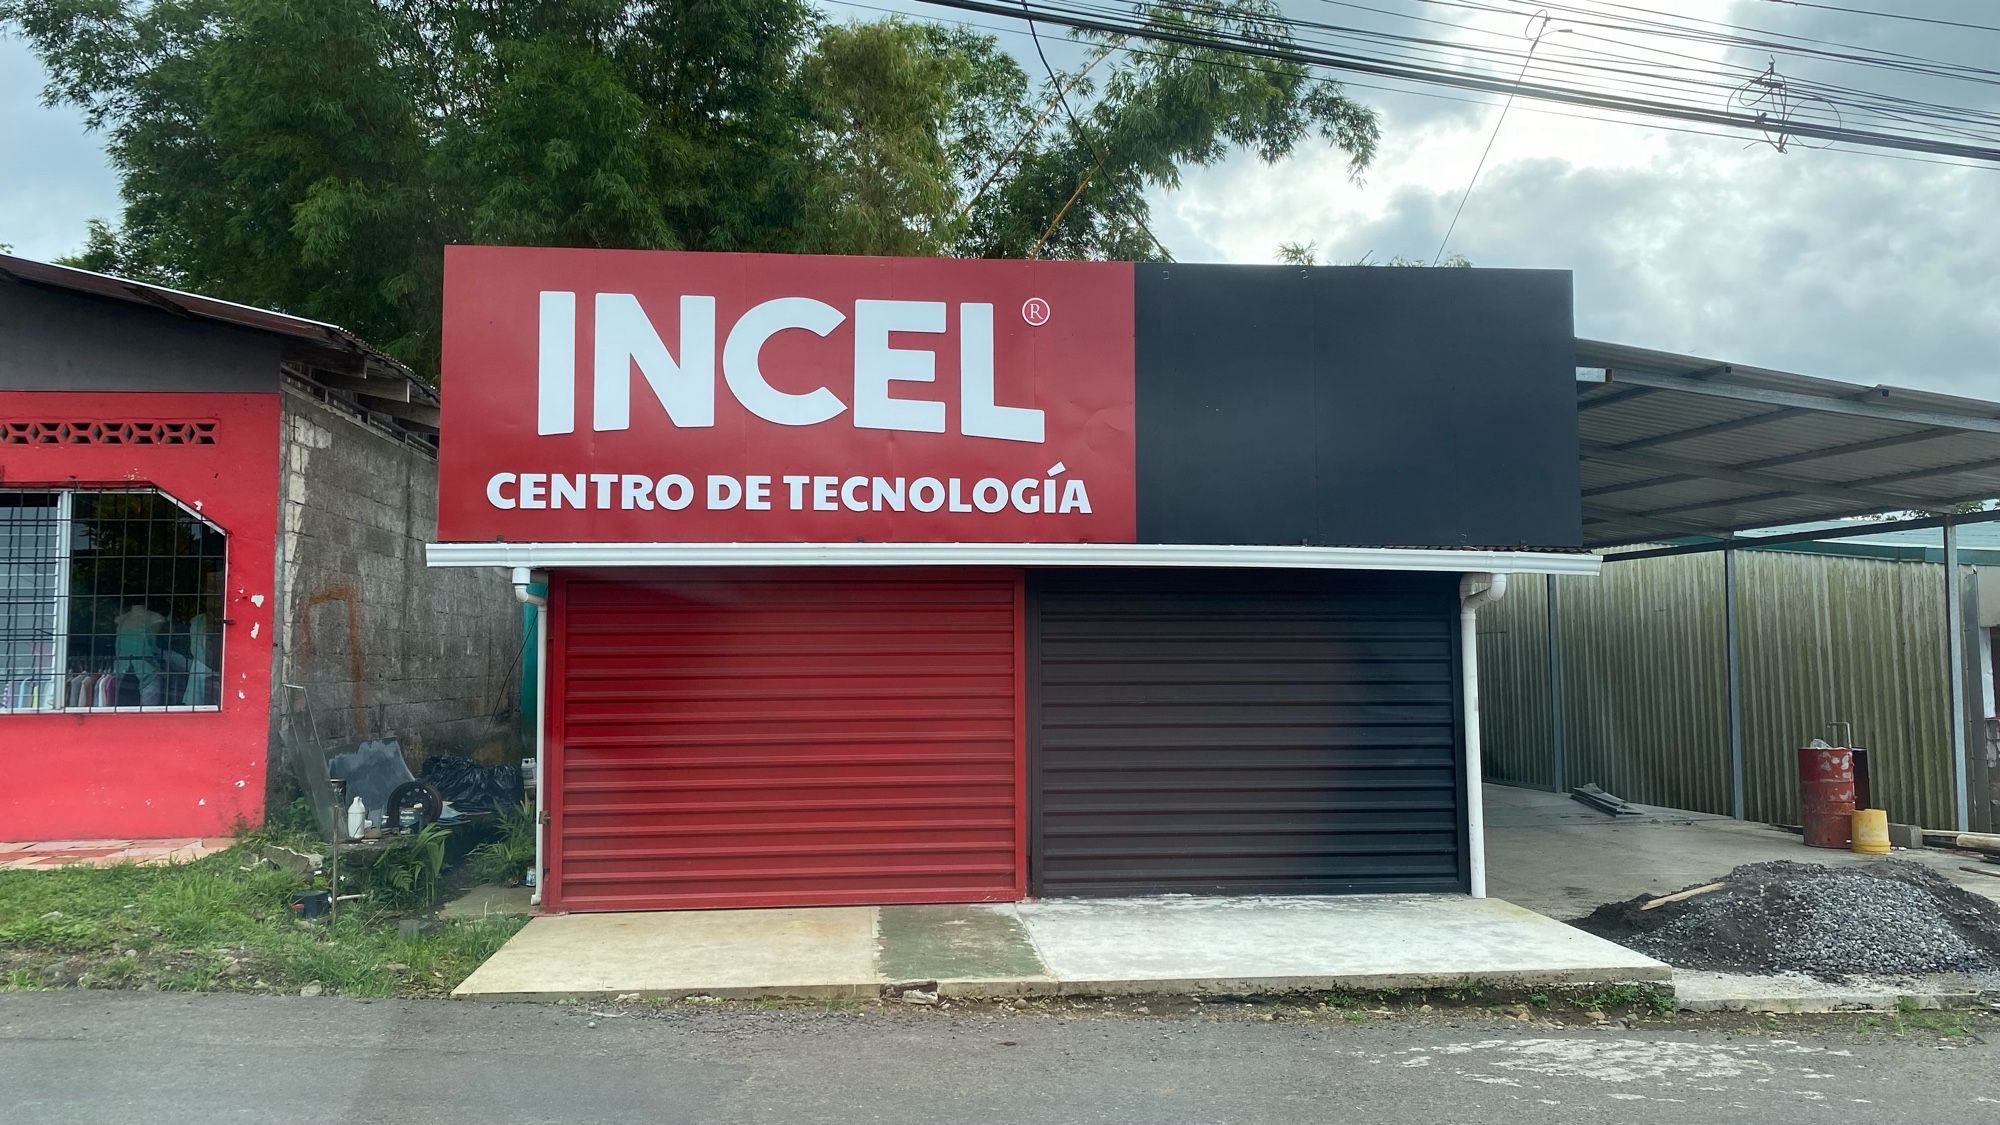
[439,247,1580,551]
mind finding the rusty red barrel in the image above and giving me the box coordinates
[1798,745,1857,849]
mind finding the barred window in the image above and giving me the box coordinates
[0,495,63,710]
[0,490,226,713]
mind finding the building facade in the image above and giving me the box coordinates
[428,247,1593,912]
[0,256,519,840]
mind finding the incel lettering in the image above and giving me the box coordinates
[536,292,1045,443]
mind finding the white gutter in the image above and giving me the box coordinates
[1459,572,1508,899]
[431,541,1601,576]
[512,568,548,906]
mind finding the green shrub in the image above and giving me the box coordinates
[371,824,450,907]
[279,796,321,836]
[466,799,536,886]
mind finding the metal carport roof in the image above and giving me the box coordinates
[1576,339,2000,549]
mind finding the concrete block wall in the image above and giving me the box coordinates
[272,390,520,796]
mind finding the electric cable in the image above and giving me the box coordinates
[1019,0,1174,258]
[1432,9,1556,263]
[820,0,2000,175]
[1753,0,2000,36]
[904,0,2000,162]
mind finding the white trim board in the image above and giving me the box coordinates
[424,541,1601,575]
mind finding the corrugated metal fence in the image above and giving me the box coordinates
[1480,551,1981,830]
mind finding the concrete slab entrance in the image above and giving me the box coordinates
[456,907,879,1001]
[1011,895,1661,993]
[452,894,1667,1002]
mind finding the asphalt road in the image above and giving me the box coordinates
[3,992,1995,1124]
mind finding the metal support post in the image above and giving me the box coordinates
[1945,516,1971,832]
[327,776,346,922]
[1725,547,1745,820]
[1546,576,1566,794]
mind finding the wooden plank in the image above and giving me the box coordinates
[1640,881,1730,911]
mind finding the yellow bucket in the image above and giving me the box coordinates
[1851,808,1890,855]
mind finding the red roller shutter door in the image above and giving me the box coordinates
[548,571,1024,912]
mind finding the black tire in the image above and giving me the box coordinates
[385,780,443,831]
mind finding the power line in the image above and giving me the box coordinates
[1316,0,2000,142]
[819,0,2000,175]
[1028,0,2000,156]
[1430,0,2000,80]
[905,0,2000,162]
[1017,0,1172,258]
[1154,0,2000,138]
[1753,0,2000,35]
[1551,27,2000,132]
[1043,0,2000,153]
[1432,10,1555,264]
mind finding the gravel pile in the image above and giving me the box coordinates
[1574,860,2000,977]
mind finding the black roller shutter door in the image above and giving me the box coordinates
[1031,569,1464,896]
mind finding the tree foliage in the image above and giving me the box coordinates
[4,0,1380,377]
[1277,240,1470,268]
[961,4,1378,261]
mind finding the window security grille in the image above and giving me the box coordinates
[0,490,226,713]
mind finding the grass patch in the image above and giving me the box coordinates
[1573,983,1677,1015]
[1297,981,1685,1022]
[0,837,523,997]
[1854,996,1973,1038]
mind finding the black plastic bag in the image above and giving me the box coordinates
[420,755,523,812]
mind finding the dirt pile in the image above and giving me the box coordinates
[1573,860,2000,977]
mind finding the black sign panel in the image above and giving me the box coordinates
[1134,264,1580,549]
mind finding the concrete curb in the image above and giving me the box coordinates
[1675,989,1989,1014]
[937,966,1673,1000]
[1672,970,2000,1014]
[450,982,886,1002]
[455,967,1675,1004]
[1672,984,1984,1012]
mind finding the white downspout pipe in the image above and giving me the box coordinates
[512,568,548,905]
[1459,572,1507,899]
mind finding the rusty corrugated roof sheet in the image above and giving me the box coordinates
[0,253,439,444]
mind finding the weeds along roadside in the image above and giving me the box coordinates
[0,823,524,997]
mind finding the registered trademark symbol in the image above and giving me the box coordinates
[1021,297,1051,326]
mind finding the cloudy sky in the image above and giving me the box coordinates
[4,0,1996,396]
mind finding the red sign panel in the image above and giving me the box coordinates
[438,247,1136,543]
